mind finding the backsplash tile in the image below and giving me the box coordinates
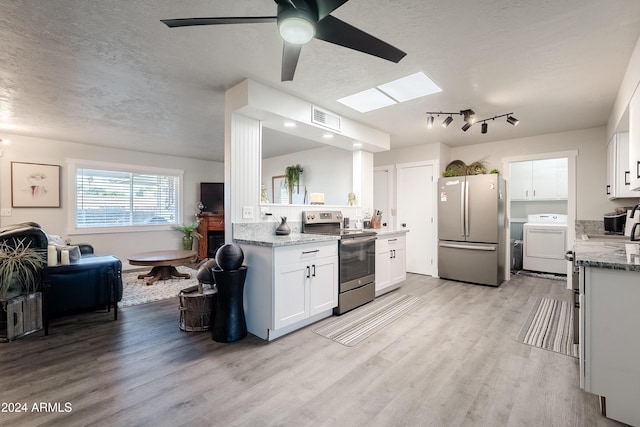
[575,220,604,236]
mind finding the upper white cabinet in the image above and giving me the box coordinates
[607,132,635,198]
[510,158,568,201]
[629,88,640,191]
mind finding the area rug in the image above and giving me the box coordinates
[312,293,423,347]
[120,266,198,308]
[517,297,578,358]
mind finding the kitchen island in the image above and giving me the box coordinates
[575,238,640,426]
[234,229,340,341]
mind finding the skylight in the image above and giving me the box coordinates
[377,72,442,102]
[337,88,397,113]
[337,71,441,113]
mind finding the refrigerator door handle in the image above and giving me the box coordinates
[460,180,465,237]
[464,180,470,237]
[439,242,497,251]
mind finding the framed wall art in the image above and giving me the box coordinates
[11,161,61,208]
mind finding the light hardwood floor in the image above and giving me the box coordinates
[0,273,623,427]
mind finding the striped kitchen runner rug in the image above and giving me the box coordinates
[517,297,578,358]
[312,293,423,347]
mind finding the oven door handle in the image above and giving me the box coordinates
[340,236,377,245]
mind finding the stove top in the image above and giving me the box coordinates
[302,211,377,238]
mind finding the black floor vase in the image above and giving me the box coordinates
[212,266,248,343]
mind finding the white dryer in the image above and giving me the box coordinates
[523,214,568,274]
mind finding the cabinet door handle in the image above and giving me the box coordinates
[625,171,631,186]
[312,264,316,277]
[306,266,310,278]
[606,184,611,195]
[302,249,320,255]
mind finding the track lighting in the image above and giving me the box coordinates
[425,109,519,134]
[461,109,476,124]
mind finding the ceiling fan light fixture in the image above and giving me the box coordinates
[507,115,519,126]
[442,116,453,128]
[278,10,316,45]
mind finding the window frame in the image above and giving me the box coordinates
[66,159,184,235]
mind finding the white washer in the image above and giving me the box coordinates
[523,214,567,274]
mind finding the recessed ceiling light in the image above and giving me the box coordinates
[377,72,442,102]
[337,88,397,113]
[283,121,296,127]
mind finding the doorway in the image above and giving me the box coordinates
[396,160,437,276]
[502,151,577,288]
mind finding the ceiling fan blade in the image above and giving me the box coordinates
[161,17,276,28]
[314,15,406,63]
[316,0,350,21]
[281,42,302,81]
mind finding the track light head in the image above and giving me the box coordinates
[481,122,488,134]
[427,115,434,128]
[507,115,519,126]
[442,116,453,128]
[461,122,472,132]
[461,109,476,124]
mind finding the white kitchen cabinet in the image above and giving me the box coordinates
[509,158,568,200]
[241,240,338,341]
[607,132,635,198]
[629,88,640,190]
[580,266,640,426]
[375,233,406,296]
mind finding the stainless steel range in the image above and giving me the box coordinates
[302,211,376,315]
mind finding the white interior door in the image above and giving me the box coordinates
[396,161,435,276]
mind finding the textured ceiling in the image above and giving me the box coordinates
[1,0,640,162]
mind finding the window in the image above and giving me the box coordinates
[72,161,182,230]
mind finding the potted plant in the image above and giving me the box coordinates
[0,239,44,300]
[172,219,203,251]
[0,238,45,341]
[285,164,303,204]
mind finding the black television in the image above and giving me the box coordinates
[200,182,224,214]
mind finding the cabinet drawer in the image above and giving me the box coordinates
[376,234,405,254]
[276,241,338,264]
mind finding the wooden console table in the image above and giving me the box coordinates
[197,213,225,259]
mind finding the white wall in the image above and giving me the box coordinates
[0,133,223,268]
[376,127,632,221]
[262,145,352,206]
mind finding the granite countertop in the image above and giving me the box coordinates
[233,231,339,248]
[374,228,410,236]
[575,234,640,271]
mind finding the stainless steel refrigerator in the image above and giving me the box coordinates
[438,174,506,286]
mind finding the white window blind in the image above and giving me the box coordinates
[75,167,179,228]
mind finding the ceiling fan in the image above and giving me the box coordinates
[161,0,407,81]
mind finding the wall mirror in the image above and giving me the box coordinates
[261,126,355,206]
